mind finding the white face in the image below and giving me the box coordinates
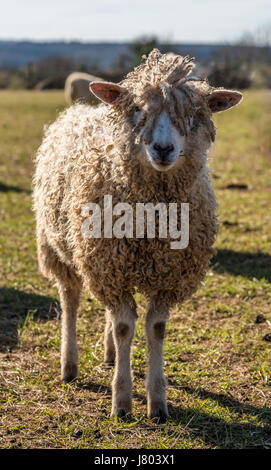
[135,109,186,172]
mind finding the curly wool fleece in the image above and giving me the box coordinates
[33,49,218,309]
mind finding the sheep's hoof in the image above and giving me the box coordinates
[61,364,78,383]
[104,359,115,368]
[113,409,132,421]
[149,403,168,424]
[111,403,132,420]
[104,350,115,366]
[150,409,168,424]
[63,376,77,384]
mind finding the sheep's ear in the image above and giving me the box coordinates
[207,90,243,113]
[89,81,125,105]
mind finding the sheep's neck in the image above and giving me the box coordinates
[115,153,207,202]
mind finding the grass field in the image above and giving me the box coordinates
[0,89,271,449]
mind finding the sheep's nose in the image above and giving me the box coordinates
[153,143,174,159]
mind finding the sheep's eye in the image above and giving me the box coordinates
[133,106,142,125]
[190,116,199,131]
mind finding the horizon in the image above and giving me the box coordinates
[0,38,248,46]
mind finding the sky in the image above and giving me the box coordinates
[0,0,270,43]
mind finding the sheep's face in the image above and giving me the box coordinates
[89,79,243,173]
[132,107,186,172]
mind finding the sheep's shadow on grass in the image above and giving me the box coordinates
[77,374,271,447]
[0,181,31,194]
[168,381,271,421]
[168,402,271,448]
[212,249,271,282]
[164,381,271,447]
[79,379,148,405]
[0,287,57,352]
[151,378,271,447]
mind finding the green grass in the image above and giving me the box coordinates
[0,89,271,449]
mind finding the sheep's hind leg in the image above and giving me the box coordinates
[104,311,115,366]
[145,298,169,422]
[58,273,82,383]
[36,231,81,383]
[109,297,137,418]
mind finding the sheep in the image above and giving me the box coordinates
[33,49,242,421]
[64,71,104,105]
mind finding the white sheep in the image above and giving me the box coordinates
[64,71,104,105]
[33,49,242,421]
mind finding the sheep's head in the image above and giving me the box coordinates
[90,49,242,172]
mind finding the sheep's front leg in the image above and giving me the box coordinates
[58,278,81,383]
[109,300,137,418]
[145,299,169,422]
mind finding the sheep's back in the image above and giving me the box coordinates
[64,72,104,105]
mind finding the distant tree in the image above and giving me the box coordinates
[8,56,77,89]
[129,35,159,67]
[34,56,76,80]
[207,23,271,89]
[112,35,177,76]
[130,35,177,67]
[0,70,13,89]
[111,52,133,78]
[207,60,252,89]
